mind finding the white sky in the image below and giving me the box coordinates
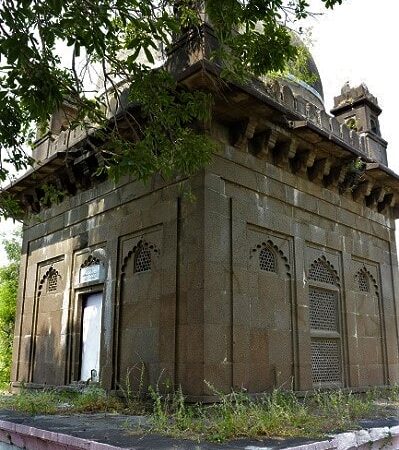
[0,0,398,266]
[308,0,399,174]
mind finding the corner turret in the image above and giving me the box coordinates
[331,82,388,165]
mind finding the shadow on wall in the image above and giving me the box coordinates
[31,325,66,386]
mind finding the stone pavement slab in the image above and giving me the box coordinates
[0,410,398,449]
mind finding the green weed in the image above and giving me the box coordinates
[118,365,149,415]
[2,384,399,443]
[0,389,66,415]
[0,386,123,415]
[73,386,124,413]
[202,388,323,442]
[312,390,374,430]
[145,386,394,442]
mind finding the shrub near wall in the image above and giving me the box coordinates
[0,233,21,386]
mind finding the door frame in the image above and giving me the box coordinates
[70,285,104,383]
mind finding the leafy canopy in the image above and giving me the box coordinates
[0,0,345,217]
[0,231,21,385]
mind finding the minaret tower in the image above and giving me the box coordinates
[331,82,388,165]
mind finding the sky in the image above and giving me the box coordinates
[308,0,399,171]
[0,0,398,266]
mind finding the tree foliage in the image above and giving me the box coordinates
[0,232,21,385]
[0,0,345,217]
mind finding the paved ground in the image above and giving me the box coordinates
[0,410,326,449]
[0,409,398,449]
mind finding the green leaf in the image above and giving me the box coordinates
[144,46,155,64]
[0,0,348,220]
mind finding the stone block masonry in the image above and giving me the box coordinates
[5,24,399,399]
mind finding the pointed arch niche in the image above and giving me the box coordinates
[250,239,291,277]
[116,232,166,393]
[246,231,294,392]
[351,264,386,386]
[30,259,65,385]
[307,256,343,388]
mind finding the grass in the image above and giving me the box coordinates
[0,385,128,415]
[147,385,399,442]
[1,384,399,443]
[150,388,325,442]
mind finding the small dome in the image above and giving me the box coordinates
[303,49,324,101]
[280,33,325,110]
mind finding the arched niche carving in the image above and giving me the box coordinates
[308,255,340,287]
[29,264,63,383]
[37,266,61,296]
[250,239,291,277]
[121,240,160,276]
[116,238,162,391]
[355,266,379,296]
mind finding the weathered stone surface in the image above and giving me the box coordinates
[282,85,295,110]
[9,62,399,400]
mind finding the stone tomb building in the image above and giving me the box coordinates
[7,31,399,399]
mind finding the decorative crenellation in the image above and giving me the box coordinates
[269,82,366,152]
[230,79,396,214]
[308,256,340,287]
[250,239,291,276]
[33,78,368,171]
[33,125,94,163]
[14,72,398,217]
[121,240,160,275]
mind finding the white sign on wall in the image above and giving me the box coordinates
[80,264,103,284]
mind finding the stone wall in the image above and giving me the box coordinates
[10,118,399,398]
[195,122,399,395]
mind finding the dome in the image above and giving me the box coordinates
[304,50,324,101]
[281,33,325,110]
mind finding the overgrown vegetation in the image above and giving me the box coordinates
[147,386,392,442]
[0,386,128,415]
[0,0,347,218]
[1,385,399,443]
[0,231,21,386]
